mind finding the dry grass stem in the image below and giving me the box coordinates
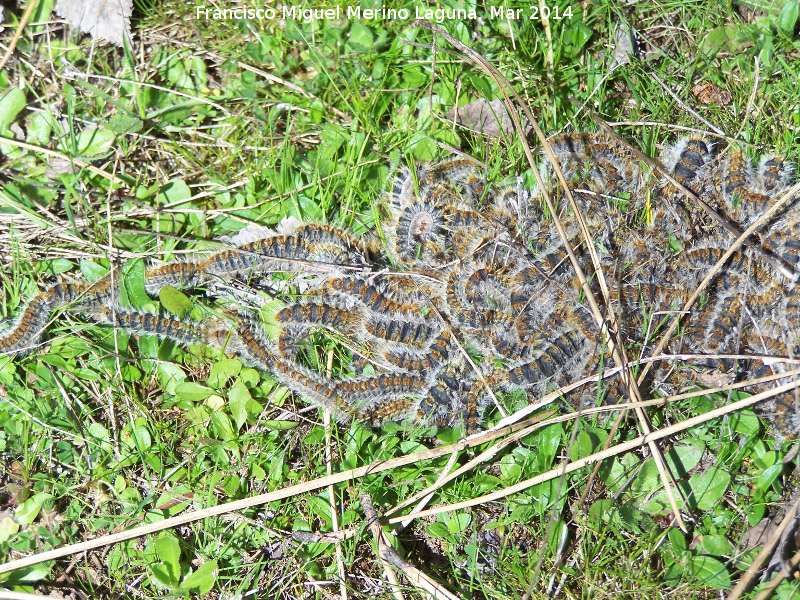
[361,494,463,600]
[385,377,800,525]
[325,345,349,600]
[0,0,38,70]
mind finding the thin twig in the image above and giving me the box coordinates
[734,56,760,141]
[361,494,463,600]
[361,494,406,600]
[752,551,800,600]
[325,349,348,600]
[648,70,725,136]
[0,0,38,70]
[606,121,756,146]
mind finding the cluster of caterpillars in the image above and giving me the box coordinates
[1,132,799,436]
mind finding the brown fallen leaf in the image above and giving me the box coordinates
[692,81,732,105]
[445,98,530,138]
[741,516,782,551]
[46,156,79,178]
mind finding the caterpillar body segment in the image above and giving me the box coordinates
[49,282,88,306]
[0,279,110,355]
[144,259,210,295]
[660,136,714,195]
[274,300,364,330]
[354,398,423,427]
[183,224,370,287]
[362,314,439,349]
[88,306,240,354]
[756,155,794,194]
[335,372,428,404]
[0,295,52,355]
[327,276,433,323]
[381,331,453,375]
[545,132,643,195]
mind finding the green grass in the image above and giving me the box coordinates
[1,0,800,598]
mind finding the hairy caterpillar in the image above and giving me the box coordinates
[3,133,799,438]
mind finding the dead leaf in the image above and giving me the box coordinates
[691,368,736,389]
[741,516,781,551]
[612,22,636,66]
[54,0,132,46]
[445,98,530,138]
[692,82,732,105]
[9,122,24,141]
[46,156,79,178]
